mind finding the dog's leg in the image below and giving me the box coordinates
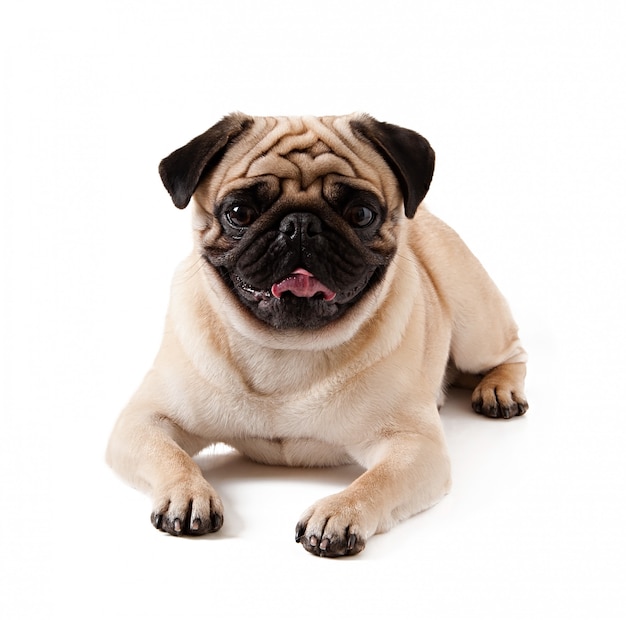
[295,415,450,557]
[106,393,222,536]
[448,268,528,419]
[451,309,528,419]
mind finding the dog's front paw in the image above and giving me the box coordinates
[472,375,528,419]
[150,477,223,536]
[295,493,370,558]
[472,365,528,419]
[472,391,528,418]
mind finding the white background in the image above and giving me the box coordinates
[2,1,625,618]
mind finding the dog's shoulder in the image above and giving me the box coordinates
[406,208,495,312]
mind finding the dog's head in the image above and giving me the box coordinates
[159,114,435,342]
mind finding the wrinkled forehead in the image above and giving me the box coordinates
[203,115,401,207]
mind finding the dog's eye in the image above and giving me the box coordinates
[225,204,258,228]
[344,205,376,228]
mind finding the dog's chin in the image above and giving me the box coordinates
[218,268,382,331]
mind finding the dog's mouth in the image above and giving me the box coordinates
[270,268,336,302]
[231,266,339,303]
[220,264,381,330]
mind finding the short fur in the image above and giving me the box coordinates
[106,113,528,557]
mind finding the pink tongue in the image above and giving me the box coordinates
[271,268,336,301]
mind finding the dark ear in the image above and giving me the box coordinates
[158,113,254,209]
[350,116,435,218]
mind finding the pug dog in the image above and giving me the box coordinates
[106,113,528,557]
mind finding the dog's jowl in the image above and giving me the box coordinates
[106,114,528,557]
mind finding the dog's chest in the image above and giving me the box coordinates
[199,346,372,441]
[196,373,349,443]
[236,346,335,395]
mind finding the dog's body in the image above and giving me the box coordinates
[106,114,527,557]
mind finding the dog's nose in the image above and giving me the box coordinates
[279,213,323,240]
